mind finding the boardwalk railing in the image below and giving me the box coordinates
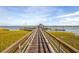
[2,27,79,53]
[1,32,32,53]
[45,31,79,53]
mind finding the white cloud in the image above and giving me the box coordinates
[0,19,27,26]
[57,11,79,18]
[56,11,79,25]
[0,6,79,26]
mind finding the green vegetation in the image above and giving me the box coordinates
[0,29,30,52]
[0,28,9,31]
[49,31,79,50]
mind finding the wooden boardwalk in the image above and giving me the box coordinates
[2,25,79,53]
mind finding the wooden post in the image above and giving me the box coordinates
[18,44,21,53]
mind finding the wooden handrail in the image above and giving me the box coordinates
[45,31,79,53]
[1,32,32,53]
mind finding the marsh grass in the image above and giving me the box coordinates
[49,31,79,50]
[0,29,30,52]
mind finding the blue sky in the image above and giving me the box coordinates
[0,6,79,26]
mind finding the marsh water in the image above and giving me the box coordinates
[0,26,79,35]
[50,26,79,35]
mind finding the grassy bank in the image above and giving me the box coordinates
[49,31,79,50]
[0,29,30,52]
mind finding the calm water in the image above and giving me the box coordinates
[65,27,79,35]
[0,26,79,35]
[0,26,24,30]
[50,26,79,35]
